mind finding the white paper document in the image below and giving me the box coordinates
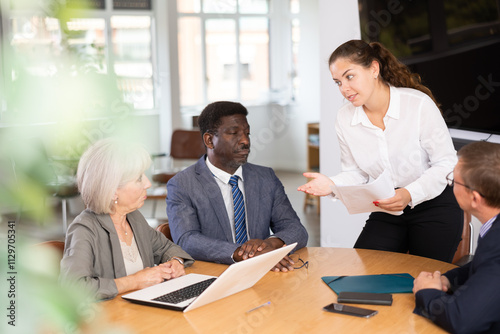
[330,170,403,216]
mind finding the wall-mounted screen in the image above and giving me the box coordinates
[359,0,500,135]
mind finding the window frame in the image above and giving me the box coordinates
[0,0,159,124]
[0,3,5,121]
[174,0,297,114]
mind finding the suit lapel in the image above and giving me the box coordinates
[242,164,260,238]
[195,157,234,242]
[126,212,153,268]
[95,213,127,278]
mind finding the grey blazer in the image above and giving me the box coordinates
[166,156,308,264]
[60,209,194,300]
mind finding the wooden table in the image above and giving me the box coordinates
[100,248,456,333]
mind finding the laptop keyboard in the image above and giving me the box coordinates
[152,277,217,304]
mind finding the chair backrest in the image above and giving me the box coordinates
[33,240,65,274]
[156,222,173,241]
[170,130,206,160]
[452,213,472,264]
[37,240,65,256]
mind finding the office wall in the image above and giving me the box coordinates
[317,0,366,247]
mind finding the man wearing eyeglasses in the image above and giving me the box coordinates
[413,141,500,333]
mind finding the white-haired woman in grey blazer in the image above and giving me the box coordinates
[60,137,194,300]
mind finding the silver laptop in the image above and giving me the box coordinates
[122,242,297,312]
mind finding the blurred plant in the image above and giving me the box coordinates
[0,235,130,334]
[0,0,134,332]
[0,0,135,222]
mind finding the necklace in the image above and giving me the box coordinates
[111,215,130,237]
[115,223,128,236]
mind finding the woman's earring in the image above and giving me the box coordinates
[115,199,118,204]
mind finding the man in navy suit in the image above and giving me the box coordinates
[167,101,308,271]
[413,141,500,333]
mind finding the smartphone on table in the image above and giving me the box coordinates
[323,303,378,318]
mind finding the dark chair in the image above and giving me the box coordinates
[37,240,65,255]
[33,241,65,275]
[452,213,474,266]
[148,129,206,217]
[156,222,173,241]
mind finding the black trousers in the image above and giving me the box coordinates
[354,186,463,263]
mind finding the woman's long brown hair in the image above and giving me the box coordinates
[328,39,440,108]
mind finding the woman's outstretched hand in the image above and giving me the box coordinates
[297,172,335,196]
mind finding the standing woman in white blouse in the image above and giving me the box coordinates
[60,138,194,300]
[298,39,463,262]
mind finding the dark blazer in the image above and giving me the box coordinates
[414,214,500,333]
[166,156,308,264]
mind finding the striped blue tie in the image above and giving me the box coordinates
[229,175,248,244]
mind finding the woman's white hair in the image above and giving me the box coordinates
[77,137,151,214]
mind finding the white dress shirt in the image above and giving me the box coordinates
[480,214,498,238]
[205,157,249,242]
[331,86,457,208]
